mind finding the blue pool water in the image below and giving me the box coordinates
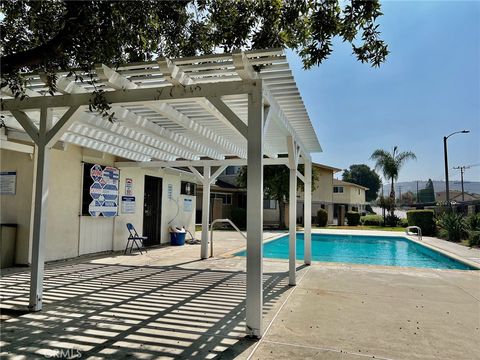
[236,233,475,270]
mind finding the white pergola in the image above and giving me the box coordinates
[0,48,321,338]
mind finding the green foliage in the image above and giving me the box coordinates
[317,208,328,227]
[231,207,246,230]
[361,214,383,226]
[466,213,480,230]
[377,196,394,210]
[365,204,374,214]
[342,164,381,202]
[406,210,436,236]
[237,164,320,229]
[371,146,416,216]
[417,179,435,203]
[1,1,388,98]
[399,218,409,228]
[399,191,416,206]
[385,214,400,227]
[468,231,480,247]
[438,212,468,242]
[346,211,360,226]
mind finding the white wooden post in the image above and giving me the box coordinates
[304,159,312,265]
[289,162,297,285]
[201,166,211,259]
[246,81,264,338]
[29,107,53,311]
[287,136,298,286]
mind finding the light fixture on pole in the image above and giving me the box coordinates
[443,130,470,205]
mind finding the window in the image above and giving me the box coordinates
[333,186,344,193]
[181,181,196,196]
[225,166,239,175]
[358,188,360,195]
[211,193,232,205]
[263,199,277,209]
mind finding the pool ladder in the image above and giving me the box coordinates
[209,219,247,258]
[405,226,422,241]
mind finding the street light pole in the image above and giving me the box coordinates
[443,136,450,204]
[443,130,470,205]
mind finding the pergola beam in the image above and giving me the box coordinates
[55,74,224,160]
[0,81,256,111]
[97,64,245,159]
[115,157,299,168]
[158,57,250,150]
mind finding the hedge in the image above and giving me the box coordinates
[406,210,435,236]
[468,230,480,247]
[346,211,360,226]
[317,208,328,227]
[361,214,383,226]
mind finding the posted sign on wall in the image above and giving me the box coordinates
[82,163,119,217]
[0,171,16,195]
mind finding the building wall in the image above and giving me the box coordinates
[0,149,34,264]
[113,168,196,251]
[298,167,334,203]
[45,145,84,261]
[332,185,367,213]
[1,145,196,265]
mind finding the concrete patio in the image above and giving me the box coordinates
[1,230,479,359]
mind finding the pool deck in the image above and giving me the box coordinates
[1,230,479,359]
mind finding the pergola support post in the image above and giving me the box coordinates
[288,164,297,285]
[29,108,53,311]
[246,81,264,338]
[287,136,298,286]
[304,159,312,265]
[201,166,211,260]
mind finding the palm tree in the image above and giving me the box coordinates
[370,146,416,217]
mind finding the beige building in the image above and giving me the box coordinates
[332,179,368,216]
[296,163,341,225]
[1,145,196,265]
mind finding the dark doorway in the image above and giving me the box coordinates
[143,176,162,246]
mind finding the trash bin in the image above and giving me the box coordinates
[170,227,186,246]
[1,224,17,268]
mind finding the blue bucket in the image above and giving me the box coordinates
[170,232,186,246]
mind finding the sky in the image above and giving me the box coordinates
[287,0,480,183]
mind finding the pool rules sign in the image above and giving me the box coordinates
[81,163,119,217]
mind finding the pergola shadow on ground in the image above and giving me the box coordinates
[0,259,291,359]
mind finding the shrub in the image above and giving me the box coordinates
[438,212,468,242]
[466,213,480,230]
[361,214,383,226]
[468,231,480,247]
[346,211,360,226]
[317,208,328,227]
[385,214,400,227]
[399,218,409,228]
[231,207,247,230]
[407,210,436,236]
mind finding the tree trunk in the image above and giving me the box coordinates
[390,179,396,219]
[278,198,286,230]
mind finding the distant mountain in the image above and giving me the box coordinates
[381,180,480,197]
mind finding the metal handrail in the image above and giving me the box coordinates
[209,218,247,258]
[405,226,422,241]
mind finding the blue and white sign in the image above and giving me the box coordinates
[0,171,16,195]
[87,164,119,217]
[183,198,193,212]
[121,196,136,214]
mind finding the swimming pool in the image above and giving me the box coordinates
[235,233,475,270]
